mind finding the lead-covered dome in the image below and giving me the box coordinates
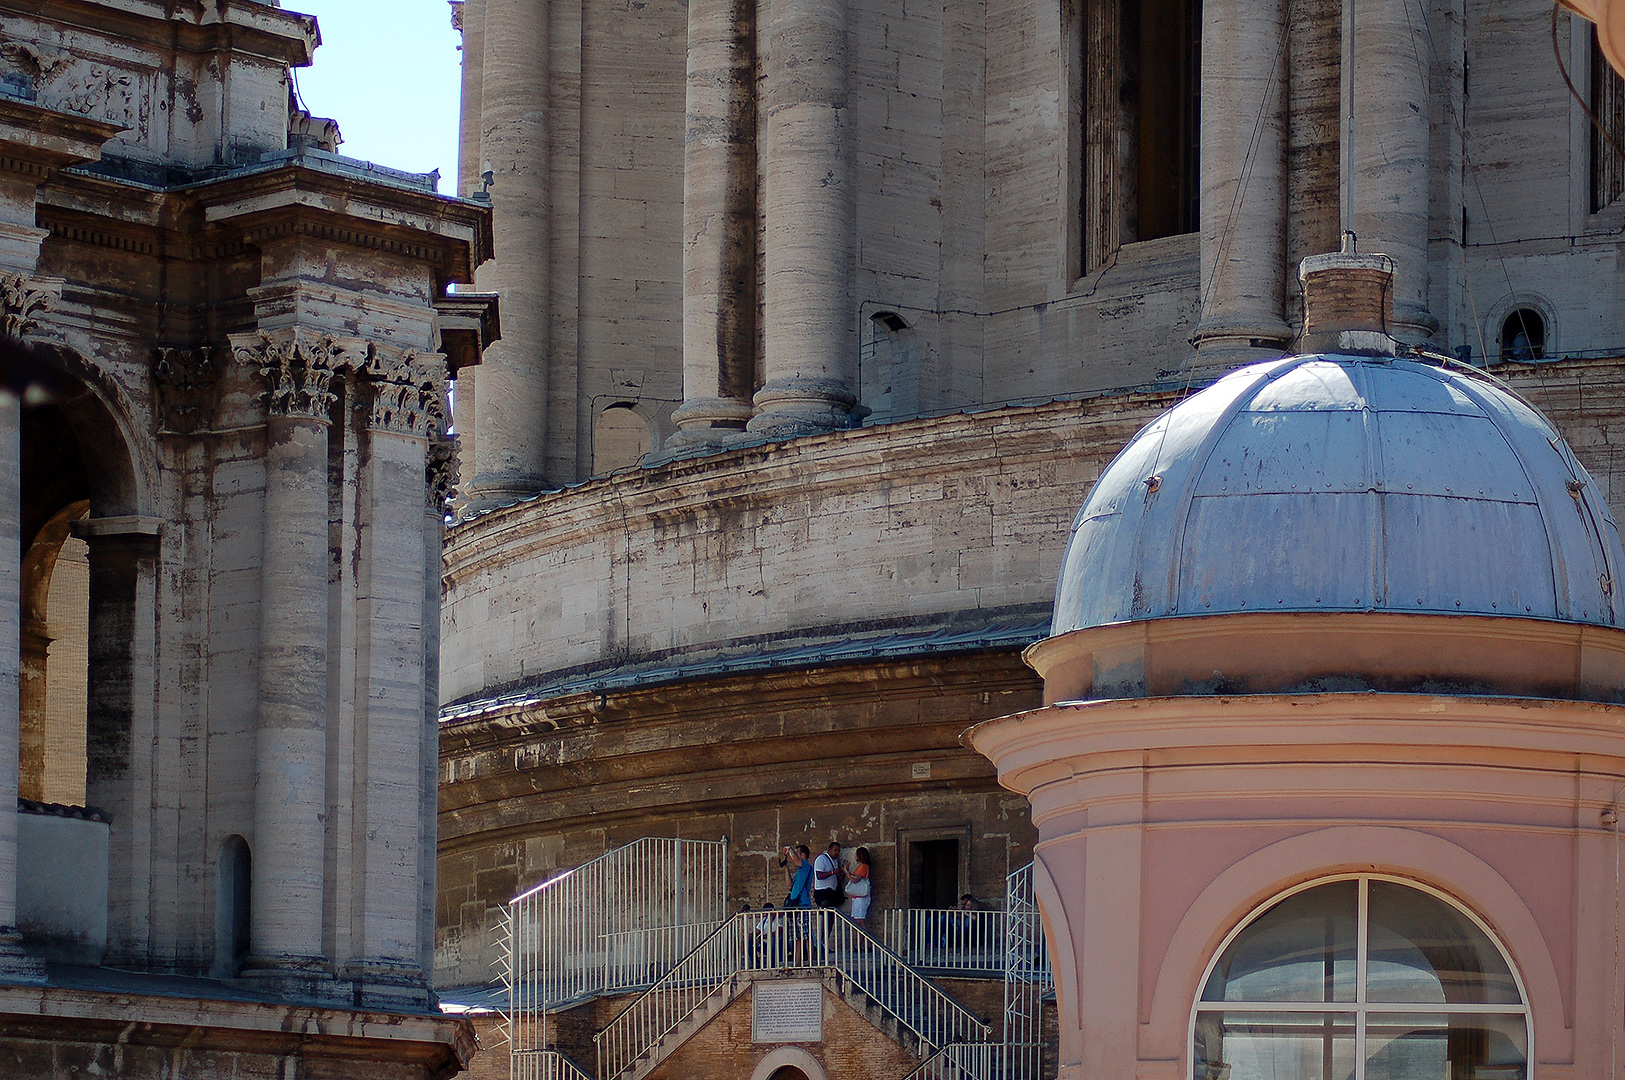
[1053,354,1625,634]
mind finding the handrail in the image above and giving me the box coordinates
[512,1049,595,1080]
[880,908,1007,973]
[594,908,993,1080]
[1002,862,1053,1080]
[505,837,729,1056]
[898,1043,1000,1080]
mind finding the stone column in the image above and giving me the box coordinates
[467,0,551,504]
[1348,0,1435,340]
[16,624,47,803]
[0,390,42,980]
[671,0,758,445]
[347,363,434,1008]
[1190,0,1293,369]
[422,433,453,978]
[238,331,336,987]
[751,0,857,437]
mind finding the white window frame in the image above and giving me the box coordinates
[1187,874,1534,1080]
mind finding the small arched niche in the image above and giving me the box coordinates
[593,402,652,475]
[213,835,252,978]
[1191,877,1530,1080]
[1498,308,1547,362]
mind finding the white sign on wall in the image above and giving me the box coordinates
[752,980,824,1043]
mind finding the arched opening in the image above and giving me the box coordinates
[593,403,652,475]
[11,346,146,966]
[1191,877,1529,1080]
[767,1069,810,1080]
[215,836,252,977]
[19,498,89,805]
[1499,309,1546,362]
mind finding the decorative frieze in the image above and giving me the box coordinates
[151,346,218,434]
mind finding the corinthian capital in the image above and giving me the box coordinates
[358,344,447,437]
[0,274,57,339]
[232,329,343,420]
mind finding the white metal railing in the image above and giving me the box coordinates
[1002,863,1053,1080]
[594,908,994,1080]
[512,1050,595,1080]
[901,1043,1001,1080]
[881,908,1007,973]
[505,837,729,1059]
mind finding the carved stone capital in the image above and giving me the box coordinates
[427,432,458,515]
[0,274,55,338]
[151,345,219,433]
[232,329,342,421]
[357,345,448,437]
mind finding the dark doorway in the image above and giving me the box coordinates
[908,839,960,909]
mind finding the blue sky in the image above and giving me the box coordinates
[289,1,464,193]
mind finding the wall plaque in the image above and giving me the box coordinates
[752,980,823,1043]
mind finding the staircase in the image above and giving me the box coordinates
[594,908,993,1080]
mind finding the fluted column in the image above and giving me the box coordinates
[751,0,857,436]
[1348,0,1435,340]
[672,0,758,445]
[236,331,335,986]
[1191,0,1293,369]
[467,0,551,504]
[346,359,434,1008]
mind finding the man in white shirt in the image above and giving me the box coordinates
[812,841,844,908]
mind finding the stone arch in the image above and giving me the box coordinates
[14,341,156,962]
[748,1046,826,1080]
[1142,826,1568,1068]
[18,498,89,804]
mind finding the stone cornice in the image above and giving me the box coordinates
[0,0,319,67]
[0,94,123,175]
[194,159,493,285]
[442,394,1177,577]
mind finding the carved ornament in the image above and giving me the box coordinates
[0,274,51,338]
[233,329,343,420]
[151,345,218,434]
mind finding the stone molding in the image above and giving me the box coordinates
[0,274,55,338]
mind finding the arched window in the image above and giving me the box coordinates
[1499,309,1546,362]
[1192,878,1529,1080]
[214,836,252,977]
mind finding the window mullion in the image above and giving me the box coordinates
[1355,876,1369,1080]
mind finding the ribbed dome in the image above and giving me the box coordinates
[1053,354,1625,634]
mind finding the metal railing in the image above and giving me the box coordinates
[901,1043,1002,1080]
[1002,863,1053,1080]
[505,837,729,1058]
[594,908,993,1080]
[880,908,1007,974]
[512,1050,595,1080]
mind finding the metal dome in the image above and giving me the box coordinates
[1052,354,1625,634]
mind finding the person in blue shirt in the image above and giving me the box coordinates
[780,844,813,964]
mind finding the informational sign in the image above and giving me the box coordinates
[752,980,823,1043]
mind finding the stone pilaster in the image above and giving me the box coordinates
[0,389,43,982]
[1349,0,1436,340]
[344,348,437,1008]
[751,0,858,437]
[1190,0,1293,370]
[16,623,47,803]
[468,0,551,504]
[672,0,758,445]
[233,329,337,990]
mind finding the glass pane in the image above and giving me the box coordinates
[1193,1010,1355,1080]
[1202,881,1357,1002]
[1364,1013,1528,1080]
[1367,882,1522,1004]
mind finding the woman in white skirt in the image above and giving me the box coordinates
[846,847,873,929]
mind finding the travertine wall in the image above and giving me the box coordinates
[454,0,1625,491]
